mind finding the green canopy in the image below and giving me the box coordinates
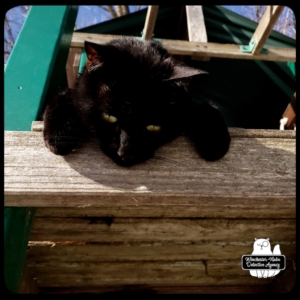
[76,5,296,128]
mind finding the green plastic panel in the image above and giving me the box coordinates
[4,208,36,293]
[4,5,78,293]
[4,5,78,131]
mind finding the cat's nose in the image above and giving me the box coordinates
[117,130,136,161]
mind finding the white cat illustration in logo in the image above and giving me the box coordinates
[249,238,281,278]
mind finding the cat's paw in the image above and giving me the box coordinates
[186,102,231,161]
[44,135,78,156]
[43,91,87,156]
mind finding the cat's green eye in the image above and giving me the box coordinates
[146,125,161,132]
[102,113,118,123]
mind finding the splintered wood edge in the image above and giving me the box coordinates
[30,121,296,139]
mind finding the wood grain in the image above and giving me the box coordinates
[71,32,296,62]
[28,218,296,245]
[26,241,296,262]
[251,6,285,55]
[186,6,209,61]
[38,285,269,294]
[5,131,295,219]
[28,272,275,288]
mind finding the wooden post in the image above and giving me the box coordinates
[142,6,159,40]
[280,92,296,130]
[250,6,284,55]
[66,48,82,89]
[186,6,209,61]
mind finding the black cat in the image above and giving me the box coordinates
[43,37,230,166]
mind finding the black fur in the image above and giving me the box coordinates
[43,37,230,166]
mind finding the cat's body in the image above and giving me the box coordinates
[43,37,230,166]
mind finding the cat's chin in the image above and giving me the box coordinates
[113,153,155,167]
[98,145,149,167]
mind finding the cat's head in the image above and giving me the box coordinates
[82,38,204,166]
[252,238,271,253]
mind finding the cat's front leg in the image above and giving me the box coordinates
[43,90,88,155]
[185,102,231,161]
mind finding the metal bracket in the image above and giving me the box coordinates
[139,30,161,43]
[240,38,268,54]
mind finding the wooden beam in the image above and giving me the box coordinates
[186,6,209,61]
[142,5,159,40]
[66,47,82,89]
[18,265,39,294]
[38,285,269,294]
[280,92,296,130]
[251,6,285,55]
[71,32,295,62]
[26,242,295,263]
[268,264,296,293]
[4,130,295,219]
[29,217,296,244]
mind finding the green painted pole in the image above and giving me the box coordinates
[4,5,78,293]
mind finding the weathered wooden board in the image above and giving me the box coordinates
[4,131,295,217]
[32,206,294,219]
[18,265,39,294]
[142,6,159,40]
[27,271,275,287]
[26,241,296,262]
[71,32,296,62]
[206,259,293,277]
[66,47,81,89]
[186,6,209,61]
[268,264,296,294]
[250,6,285,55]
[38,285,270,294]
[186,6,207,43]
[28,218,296,244]
[4,130,295,219]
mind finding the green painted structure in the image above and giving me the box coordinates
[4,6,78,293]
[4,5,295,293]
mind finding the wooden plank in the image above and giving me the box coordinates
[26,241,296,262]
[206,259,292,277]
[28,261,208,278]
[27,259,293,279]
[142,6,159,40]
[28,218,296,245]
[31,121,297,138]
[38,285,269,294]
[66,47,82,89]
[26,271,275,287]
[268,264,296,293]
[71,32,296,62]
[18,265,39,294]
[281,92,296,130]
[186,6,207,42]
[4,131,295,219]
[251,6,285,55]
[186,6,209,61]
[33,206,294,219]
[31,121,44,132]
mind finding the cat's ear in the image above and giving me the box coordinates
[85,41,108,71]
[165,64,207,81]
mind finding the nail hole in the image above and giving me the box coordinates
[18,87,22,89]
